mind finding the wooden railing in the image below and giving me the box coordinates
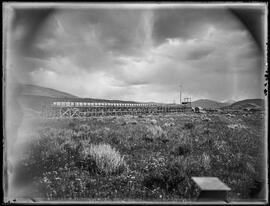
[41,100,192,118]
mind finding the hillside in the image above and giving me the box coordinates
[17,84,154,111]
[17,84,76,111]
[18,84,165,105]
[19,84,78,98]
[191,99,229,109]
[225,99,265,109]
[222,100,236,105]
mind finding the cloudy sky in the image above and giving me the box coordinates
[8,4,265,103]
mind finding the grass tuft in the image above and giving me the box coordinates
[83,143,126,175]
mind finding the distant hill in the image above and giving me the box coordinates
[17,84,155,111]
[191,99,229,109]
[17,84,77,111]
[222,100,236,105]
[19,84,78,98]
[223,99,265,110]
[18,84,166,105]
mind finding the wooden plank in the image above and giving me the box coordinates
[192,177,231,202]
[192,177,231,191]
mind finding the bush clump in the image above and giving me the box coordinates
[83,143,126,175]
[146,125,166,138]
[184,122,194,130]
[143,159,188,195]
[171,144,191,156]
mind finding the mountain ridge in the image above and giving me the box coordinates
[191,99,229,109]
[18,84,265,110]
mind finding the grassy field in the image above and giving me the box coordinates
[13,111,265,201]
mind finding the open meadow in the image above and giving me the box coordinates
[13,110,265,201]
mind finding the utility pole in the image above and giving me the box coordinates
[179,85,182,104]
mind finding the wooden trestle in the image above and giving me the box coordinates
[41,98,192,118]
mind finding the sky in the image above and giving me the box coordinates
[7,4,265,103]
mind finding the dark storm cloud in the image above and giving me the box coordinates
[17,8,154,77]
[185,48,213,60]
[12,8,55,54]
[153,8,243,45]
[236,45,260,59]
[36,9,153,58]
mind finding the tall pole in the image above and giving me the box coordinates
[179,85,182,104]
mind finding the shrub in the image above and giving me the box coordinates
[39,168,90,199]
[83,143,126,175]
[142,158,188,195]
[78,124,91,132]
[68,121,76,129]
[161,138,170,144]
[142,134,154,142]
[111,135,121,144]
[146,125,165,138]
[171,144,191,156]
[14,128,82,186]
[184,122,194,129]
